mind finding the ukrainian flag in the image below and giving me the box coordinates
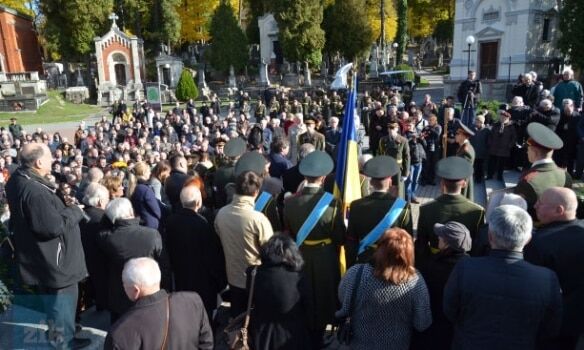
[334,79,362,274]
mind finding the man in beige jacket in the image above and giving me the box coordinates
[215,170,274,317]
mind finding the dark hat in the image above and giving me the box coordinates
[527,122,563,150]
[436,156,473,180]
[434,221,472,252]
[299,150,334,177]
[234,151,267,176]
[362,156,400,179]
[215,138,226,146]
[224,138,246,158]
[457,122,475,137]
[305,117,316,125]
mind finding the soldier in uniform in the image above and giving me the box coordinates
[514,122,572,219]
[213,138,246,208]
[416,157,485,262]
[297,117,326,152]
[232,152,281,232]
[283,151,345,349]
[254,99,266,123]
[346,156,413,266]
[378,121,410,199]
[455,122,476,202]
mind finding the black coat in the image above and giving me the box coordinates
[165,208,227,316]
[444,250,562,349]
[413,250,467,350]
[98,218,170,315]
[247,264,312,350]
[105,290,213,350]
[165,170,189,212]
[6,167,87,288]
[524,219,584,336]
[282,165,303,194]
[80,206,108,309]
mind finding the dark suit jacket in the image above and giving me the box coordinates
[525,219,584,336]
[269,152,292,179]
[131,182,162,229]
[165,208,227,316]
[105,290,213,350]
[444,250,562,349]
[165,170,188,212]
[282,165,303,194]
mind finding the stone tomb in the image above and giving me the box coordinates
[94,13,145,106]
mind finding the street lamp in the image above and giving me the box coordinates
[392,42,398,67]
[465,35,476,73]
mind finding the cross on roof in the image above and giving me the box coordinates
[109,13,119,28]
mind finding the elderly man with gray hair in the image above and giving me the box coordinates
[80,183,110,310]
[444,205,562,349]
[165,185,226,318]
[553,68,583,110]
[105,257,213,350]
[98,198,170,323]
[525,187,584,349]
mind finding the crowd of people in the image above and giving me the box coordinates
[0,66,583,350]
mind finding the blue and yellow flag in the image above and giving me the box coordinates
[334,80,362,274]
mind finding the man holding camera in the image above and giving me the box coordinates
[457,70,482,127]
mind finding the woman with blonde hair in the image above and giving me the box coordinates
[336,228,431,350]
[129,162,161,229]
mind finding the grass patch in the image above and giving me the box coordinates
[418,77,430,88]
[0,90,104,127]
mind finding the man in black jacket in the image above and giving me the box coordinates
[165,185,226,317]
[164,155,189,212]
[525,187,584,349]
[6,143,90,348]
[105,258,213,350]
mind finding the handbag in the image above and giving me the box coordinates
[336,264,365,345]
[224,266,258,350]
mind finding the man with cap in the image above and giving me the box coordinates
[416,157,485,261]
[455,122,476,201]
[9,117,22,140]
[283,150,345,348]
[378,120,410,199]
[232,151,281,231]
[297,117,325,152]
[414,221,471,350]
[212,137,246,208]
[345,156,413,266]
[514,122,572,219]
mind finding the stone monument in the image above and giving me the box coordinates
[94,13,145,106]
[155,54,184,89]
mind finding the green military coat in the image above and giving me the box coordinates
[346,191,413,266]
[456,141,476,202]
[514,161,572,219]
[213,165,235,208]
[416,194,485,262]
[378,134,410,199]
[298,131,326,152]
[255,193,282,232]
[283,186,345,330]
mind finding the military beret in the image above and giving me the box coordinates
[362,156,400,179]
[527,122,563,150]
[234,151,267,177]
[299,150,334,177]
[224,138,246,158]
[436,156,473,180]
[457,122,475,137]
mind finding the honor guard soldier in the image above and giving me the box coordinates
[233,152,282,232]
[346,156,413,266]
[298,117,326,152]
[213,138,246,208]
[416,157,485,262]
[455,122,476,202]
[378,120,410,199]
[514,122,572,219]
[283,151,345,348]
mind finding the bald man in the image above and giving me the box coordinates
[5,143,90,348]
[525,187,584,348]
[105,258,213,349]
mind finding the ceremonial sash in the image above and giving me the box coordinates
[254,191,272,212]
[296,192,335,247]
[358,198,407,254]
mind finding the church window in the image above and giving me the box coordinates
[483,10,500,22]
[542,18,551,42]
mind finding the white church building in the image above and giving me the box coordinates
[445,0,564,101]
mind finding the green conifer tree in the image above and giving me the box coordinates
[209,1,248,74]
[175,69,199,101]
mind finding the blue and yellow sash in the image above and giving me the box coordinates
[358,198,407,254]
[296,192,335,247]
